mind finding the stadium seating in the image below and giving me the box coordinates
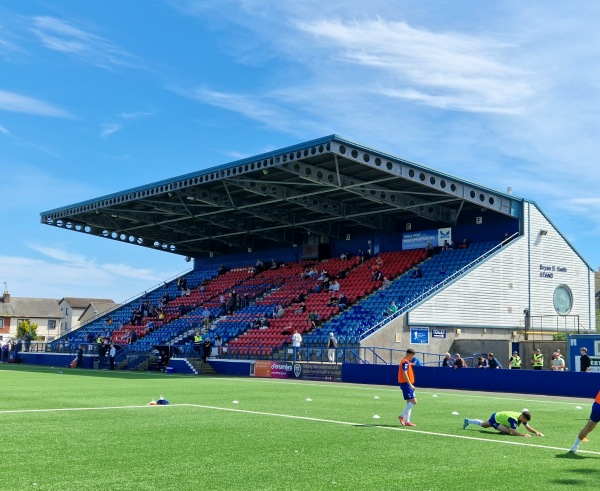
[51,241,499,366]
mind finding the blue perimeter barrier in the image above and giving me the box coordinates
[342,365,600,399]
[18,352,95,369]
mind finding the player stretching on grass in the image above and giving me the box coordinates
[570,390,600,452]
[398,348,417,427]
[463,410,543,437]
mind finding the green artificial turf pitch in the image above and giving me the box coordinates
[1,365,598,490]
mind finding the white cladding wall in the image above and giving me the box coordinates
[526,203,593,329]
[409,202,593,329]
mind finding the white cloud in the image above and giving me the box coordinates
[117,109,158,119]
[27,243,158,282]
[100,122,121,139]
[30,16,140,70]
[0,124,9,135]
[294,18,531,115]
[175,86,312,134]
[0,252,162,300]
[0,89,72,117]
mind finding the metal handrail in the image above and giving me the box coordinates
[360,239,512,340]
[63,267,193,334]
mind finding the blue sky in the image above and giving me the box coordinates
[1,0,599,301]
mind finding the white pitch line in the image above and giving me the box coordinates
[0,402,596,455]
[177,403,600,456]
[0,404,170,414]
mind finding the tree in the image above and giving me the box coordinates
[17,319,39,340]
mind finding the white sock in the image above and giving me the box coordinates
[406,408,412,422]
[467,419,483,426]
[572,438,581,447]
[401,402,414,418]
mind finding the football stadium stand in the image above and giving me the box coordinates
[36,135,594,373]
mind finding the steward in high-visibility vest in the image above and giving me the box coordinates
[532,349,543,370]
[509,352,521,369]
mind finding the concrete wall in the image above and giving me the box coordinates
[362,315,517,366]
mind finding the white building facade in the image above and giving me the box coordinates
[408,202,595,331]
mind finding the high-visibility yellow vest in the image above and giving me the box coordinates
[532,353,543,367]
[511,355,521,368]
[194,335,202,343]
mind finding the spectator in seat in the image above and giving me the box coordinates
[459,238,469,249]
[386,301,398,316]
[371,269,383,282]
[251,315,262,330]
[338,293,348,310]
[327,294,339,307]
[476,356,488,369]
[410,266,423,279]
[329,280,340,292]
[294,302,306,314]
[309,312,321,329]
[382,277,391,290]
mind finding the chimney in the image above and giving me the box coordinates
[2,291,9,303]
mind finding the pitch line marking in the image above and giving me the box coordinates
[0,404,171,414]
[178,403,600,456]
[0,402,597,456]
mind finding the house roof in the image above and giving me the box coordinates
[40,134,522,259]
[0,297,62,318]
[78,301,118,321]
[59,297,114,309]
